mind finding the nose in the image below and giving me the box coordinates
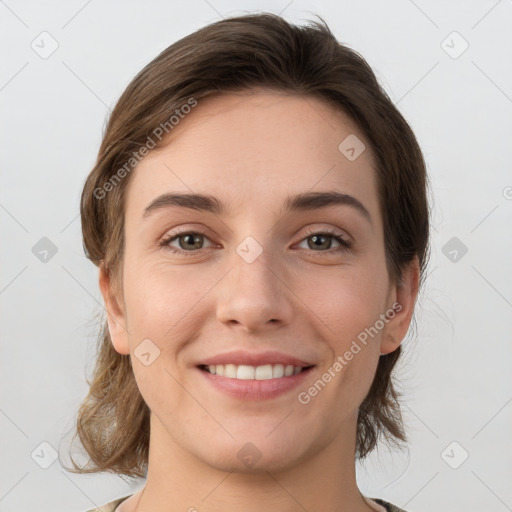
[215,247,294,332]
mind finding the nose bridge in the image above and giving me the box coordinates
[215,234,293,330]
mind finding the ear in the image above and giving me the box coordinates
[380,256,420,355]
[98,261,130,355]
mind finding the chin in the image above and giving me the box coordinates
[192,425,316,475]
[208,447,306,475]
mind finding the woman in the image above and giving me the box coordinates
[65,12,430,512]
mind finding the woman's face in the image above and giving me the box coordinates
[101,90,417,473]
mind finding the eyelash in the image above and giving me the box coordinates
[158,227,352,257]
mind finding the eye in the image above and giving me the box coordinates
[159,230,213,255]
[296,228,352,254]
[158,227,352,256]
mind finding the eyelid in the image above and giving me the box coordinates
[299,225,351,244]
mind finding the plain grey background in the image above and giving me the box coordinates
[1,1,511,511]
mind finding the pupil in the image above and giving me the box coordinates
[183,234,200,249]
[310,234,330,250]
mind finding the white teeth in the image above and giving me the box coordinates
[255,364,273,380]
[224,364,237,378]
[205,363,307,380]
[272,364,284,378]
[237,365,255,380]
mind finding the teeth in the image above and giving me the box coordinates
[225,364,237,378]
[237,365,254,380]
[205,363,306,380]
[272,364,284,378]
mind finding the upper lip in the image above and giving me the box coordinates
[197,350,314,368]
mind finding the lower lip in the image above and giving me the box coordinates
[197,366,315,401]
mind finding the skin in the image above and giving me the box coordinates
[99,90,419,512]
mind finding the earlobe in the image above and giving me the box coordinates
[380,256,420,355]
[380,335,397,355]
[98,262,130,355]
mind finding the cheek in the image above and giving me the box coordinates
[121,263,213,413]
[297,262,388,398]
[122,261,217,345]
[299,263,390,345]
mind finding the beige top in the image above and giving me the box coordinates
[85,494,407,511]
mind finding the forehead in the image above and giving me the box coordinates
[124,91,380,225]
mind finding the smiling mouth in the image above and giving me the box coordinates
[198,363,314,380]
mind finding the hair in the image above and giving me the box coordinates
[63,12,430,479]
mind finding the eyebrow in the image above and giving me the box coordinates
[143,191,372,225]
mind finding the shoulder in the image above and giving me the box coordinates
[372,498,409,512]
[84,494,133,512]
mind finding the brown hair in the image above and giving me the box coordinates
[63,12,430,479]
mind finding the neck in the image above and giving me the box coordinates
[128,412,373,512]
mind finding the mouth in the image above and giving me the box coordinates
[196,363,316,401]
[198,363,314,380]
